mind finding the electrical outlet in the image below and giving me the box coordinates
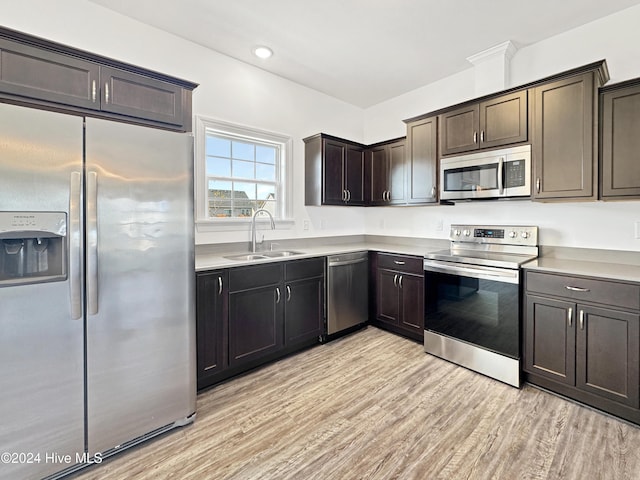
[635,221,640,239]
[303,220,310,230]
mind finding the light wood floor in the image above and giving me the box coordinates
[74,327,640,480]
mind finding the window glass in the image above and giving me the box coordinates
[199,124,287,220]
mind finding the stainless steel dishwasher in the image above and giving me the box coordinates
[326,252,369,336]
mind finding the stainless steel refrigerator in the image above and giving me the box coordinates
[0,103,196,480]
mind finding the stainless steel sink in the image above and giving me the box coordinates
[263,250,303,258]
[223,250,304,262]
[223,253,270,261]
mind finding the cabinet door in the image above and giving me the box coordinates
[100,66,184,127]
[228,285,283,366]
[576,305,640,408]
[600,84,640,199]
[0,37,100,110]
[196,271,227,389]
[367,145,388,205]
[440,104,479,155]
[406,116,437,204]
[388,140,406,204]
[323,139,346,205]
[285,277,324,345]
[376,269,400,325]
[345,144,365,205]
[399,273,424,336]
[479,91,528,149]
[524,295,575,385]
[532,73,595,200]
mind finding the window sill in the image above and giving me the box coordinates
[195,218,296,233]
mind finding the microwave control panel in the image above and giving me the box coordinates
[505,160,526,187]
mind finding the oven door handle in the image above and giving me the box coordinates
[423,259,519,284]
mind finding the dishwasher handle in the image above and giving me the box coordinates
[328,257,368,268]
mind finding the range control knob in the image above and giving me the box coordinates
[463,229,471,237]
[453,229,461,237]
[509,231,517,238]
[521,231,530,239]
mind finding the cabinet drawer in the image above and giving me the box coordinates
[377,253,423,274]
[229,263,282,291]
[285,257,325,282]
[526,271,640,311]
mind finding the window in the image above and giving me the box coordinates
[195,117,292,227]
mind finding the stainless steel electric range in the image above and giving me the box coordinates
[423,224,539,387]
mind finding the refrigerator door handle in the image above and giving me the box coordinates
[87,171,99,315]
[69,172,82,319]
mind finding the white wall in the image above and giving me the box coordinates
[363,3,640,252]
[1,0,366,245]
[3,1,640,251]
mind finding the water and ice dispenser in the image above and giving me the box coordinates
[0,212,67,286]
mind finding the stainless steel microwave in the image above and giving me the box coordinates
[440,144,531,200]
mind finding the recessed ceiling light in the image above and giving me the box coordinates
[253,46,273,59]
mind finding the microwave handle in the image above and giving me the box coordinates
[498,157,504,195]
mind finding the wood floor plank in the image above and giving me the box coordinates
[72,327,640,480]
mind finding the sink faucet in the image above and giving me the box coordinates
[251,209,275,253]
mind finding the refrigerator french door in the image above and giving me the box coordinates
[0,103,196,480]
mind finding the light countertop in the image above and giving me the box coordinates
[523,257,640,283]
[196,236,640,284]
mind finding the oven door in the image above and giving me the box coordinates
[423,260,520,359]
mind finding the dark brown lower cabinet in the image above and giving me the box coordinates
[370,252,424,341]
[196,258,324,391]
[196,271,227,390]
[284,258,324,345]
[524,270,640,423]
[229,283,283,367]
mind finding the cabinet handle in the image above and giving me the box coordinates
[565,286,590,293]
[276,287,281,304]
[218,276,223,295]
[347,190,351,202]
[342,190,346,201]
[393,274,398,287]
[567,307,573,327]
[536,177,541,194]
[473,131,477,144]
[286,285,291,302]
[399,275,403,288]
[387,190,391,201]
[480,130,485,143]
[105,82,109,104]
[579,310,585,330]
[91,80,96,102]
[393,260,405,265]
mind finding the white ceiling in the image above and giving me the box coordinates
[88,0,640,107]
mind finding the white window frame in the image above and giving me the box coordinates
[194,116,293,231]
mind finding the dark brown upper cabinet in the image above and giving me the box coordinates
[600,79,640,200]
[100,67,185,127]
[532,72,599,200]
[439,90,528,156]
[0,27,196,131]
[529,62,610,202]
[304,134,365,206]
[365,138,406,206]
[405,116,438,204]
[0,37,100,110]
